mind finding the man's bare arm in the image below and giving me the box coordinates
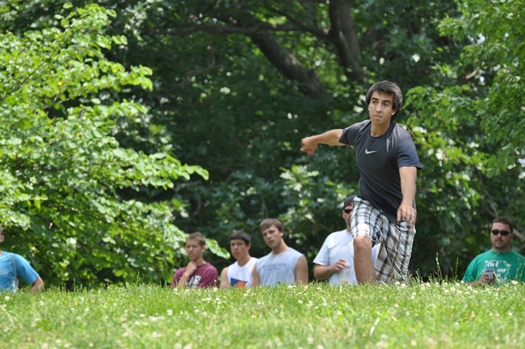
[397,166,418,226]
[29,277,44,293]
[251,263,260,286]
[301,129,345,155]
[295,256,309,284]
[313,259,347,280]
[219,267,229,289]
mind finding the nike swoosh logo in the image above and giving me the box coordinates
[365,149,377,154]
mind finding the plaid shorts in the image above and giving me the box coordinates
[350,196,416,283]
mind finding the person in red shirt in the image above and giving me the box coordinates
[170,233,218,288]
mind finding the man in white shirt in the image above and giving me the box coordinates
[219,231,257,288]
[313,196,380,285]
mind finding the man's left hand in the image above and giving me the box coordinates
[397,202,416,226]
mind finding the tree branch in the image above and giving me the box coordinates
[327,0,364,82]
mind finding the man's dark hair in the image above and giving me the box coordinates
[343,195,356,209]
[260,218,284,233]
[365,81,403,121]
[492,216,514,234]
[187,232,206,246]
[229,230,251,245]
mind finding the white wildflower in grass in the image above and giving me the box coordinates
[88,344,94,347]
[134,321,140,325]
[184,344,193,349]
[508,312,513,316]
[511,280,518,285]
[411,340,417,346]
[4,296,9,301]
[288,285,293,289]
[175,344,182,349]
[167,310,173,316]
[202,311,208,316]
[444,289,449,294]
[394,304,399,308]
[149,316,158,322]
[307,337,314,344]
[394,282,400,286]
[298,300,303,304]
[152,332,162,338]
[317,345,324,349]
[194,309,200,313]
[140,314,146,317]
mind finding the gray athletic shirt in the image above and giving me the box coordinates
[255,248,303,286]
[339,120,421,222]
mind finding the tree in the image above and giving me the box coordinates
[0,3,227,287]
[406,0,525,275]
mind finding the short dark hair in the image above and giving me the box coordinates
[187,232,206,246]
[343,195,356,209]
[260,218,284,233]
[492,217,514,234]
[229,231,251,245]
[365,81,403,121]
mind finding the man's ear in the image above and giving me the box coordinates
[0,235,4,243]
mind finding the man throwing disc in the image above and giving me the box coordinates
[301,80,421,284]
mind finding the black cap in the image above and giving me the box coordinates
[343,195,356,209]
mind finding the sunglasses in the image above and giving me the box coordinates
[491,229,510,236]
[343,209,352,214]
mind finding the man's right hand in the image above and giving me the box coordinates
[331,259,348,273]
[300,136,319,155]
[183,262,197,278]
[478,271,495,285]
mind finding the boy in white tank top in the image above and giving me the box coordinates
[219,231,257,288]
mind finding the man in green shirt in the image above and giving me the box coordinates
[463,217,525,285]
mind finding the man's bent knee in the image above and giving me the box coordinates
[354,236,372,252]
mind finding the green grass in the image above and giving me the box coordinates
[1,282,524,348]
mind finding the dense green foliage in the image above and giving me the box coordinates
[0,4,226,287]
[0,0,524,286]
[3,283,525,348]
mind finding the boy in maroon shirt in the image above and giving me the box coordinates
[170,233,218,288]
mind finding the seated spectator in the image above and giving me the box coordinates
[220,231,257,289]
[314,196,380,285]
[170,232,218,288]
[252,218,308,286]
[463,217,525,285]
[0,226,44,293]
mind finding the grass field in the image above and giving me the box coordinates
[1,282,524,349]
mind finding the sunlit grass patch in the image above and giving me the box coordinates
[2,282,525,348]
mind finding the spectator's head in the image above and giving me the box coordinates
[366,81,403,121]
[342,195,355,230]
[185,232,206,262]
[0,225,3,243]
[229,231,252,261]
[490,217,514,253]
[260,218,284,251]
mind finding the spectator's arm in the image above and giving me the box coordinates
[30,277,44,293]
[251,263,260,286]
[219,267,229,289]
[295,256,309,284]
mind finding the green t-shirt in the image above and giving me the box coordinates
[463,250,525,284]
